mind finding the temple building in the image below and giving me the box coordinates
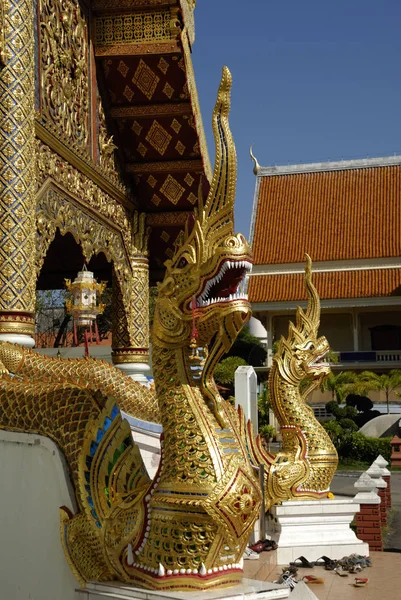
[0,0,209,381]
[248,155,401,402]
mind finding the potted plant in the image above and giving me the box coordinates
[259,424,277,451]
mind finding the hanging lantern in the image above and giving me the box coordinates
[65,265,107,327]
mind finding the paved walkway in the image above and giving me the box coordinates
[243,550,401,600]
[330,471,401,550]
[243,471,401,598]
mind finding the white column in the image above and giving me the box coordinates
[352,308,359,351]
[235,365,258,430]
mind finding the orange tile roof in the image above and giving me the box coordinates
[248,269,401,303]
[252,166,401,264]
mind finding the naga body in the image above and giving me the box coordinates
[0,68,337,590]
[245,256,338,507]
[0,68,262,591]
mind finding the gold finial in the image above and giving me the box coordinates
[250,145,260,175]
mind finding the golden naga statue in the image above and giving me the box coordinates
[0,67,262,590]
[0,67,337,590]
[245,256,338,508]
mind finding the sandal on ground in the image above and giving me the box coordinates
[250,539,278,552]
[290,556,314,569]
[315,555,338,570]
[275,572,298,591]
[282,565,298,575]
[303,575,324,584]
[334,568,348,577]
[262,539,278,551]
[248,542,264,553]
[354,577,369,587]
[348,564,363,573]
[243,547,260,560]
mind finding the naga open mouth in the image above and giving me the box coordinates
[196,260,252,308]
[310,349,330,369]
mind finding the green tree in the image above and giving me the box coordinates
[258,387,270,428]
[214,356,247,389]
[345,394,373,413]
[225,326,266,367]
[321,371,359,402]
[322,420,343,442]
[357,370,401,415]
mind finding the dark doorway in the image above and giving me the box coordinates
[37,230,112,290]
[370,324,401,351]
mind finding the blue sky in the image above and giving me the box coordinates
[192,0,401,235]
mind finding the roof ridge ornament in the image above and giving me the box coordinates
[250,145,260,175]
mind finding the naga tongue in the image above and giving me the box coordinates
[219,275,243,297]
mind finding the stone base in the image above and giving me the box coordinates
[267,498,369,564]
[115,362,152,385]
[0,332,35,347]
[76,579,290,600]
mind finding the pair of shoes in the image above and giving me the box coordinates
[263,539,278,551]
[303,575,324,584]
[354,577,369,588]
[334,568,348,577]
[315,555,338,570]
[338,553,368,571]
[282,565,298,576]
[243,547,259,560]
[275,572,298,591]
[290,556,314,568]
[249,539,278,553]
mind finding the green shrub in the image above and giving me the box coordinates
[338,432,392,462]
[259,424,277,440]
[332,406,348,419]
[214,356,247,385]
[325,400,338,414]
[339,418,359,432]
[346,394,373,412]
[323,420,344,441]
[344,406,358,419]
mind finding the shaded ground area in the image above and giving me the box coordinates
[331,471,401,551]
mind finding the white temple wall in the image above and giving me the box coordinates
[0,430,78,600]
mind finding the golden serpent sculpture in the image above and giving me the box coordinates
[244,256,338,508]
[0,68,262,591]
[0,67,337,590]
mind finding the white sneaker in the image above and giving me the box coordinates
[243,547,260,560]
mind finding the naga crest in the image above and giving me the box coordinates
[275,254,331,390]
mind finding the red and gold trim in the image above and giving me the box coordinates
[112,347,149,364]
[0,311,35,335]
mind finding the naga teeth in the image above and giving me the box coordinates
[197,260,252,306]
[158,563,237,577]
[198,292,249,307]
[127,544,134,566]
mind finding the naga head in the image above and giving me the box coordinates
[153,68,252,422]
[274,256,330,388]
